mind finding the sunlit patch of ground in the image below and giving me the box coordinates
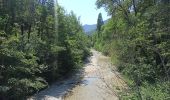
[28,49,126,100]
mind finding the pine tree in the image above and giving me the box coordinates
[96,13,104,36]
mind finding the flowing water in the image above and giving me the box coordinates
[28,50,125,100]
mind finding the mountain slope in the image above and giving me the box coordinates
[83,19,108,35]
[83,24,96,33]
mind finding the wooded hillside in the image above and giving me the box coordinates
[0,0,90,99]
[93,0,170,99]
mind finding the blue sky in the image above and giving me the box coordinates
[57,0,110,25]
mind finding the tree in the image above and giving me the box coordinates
[0,1,90,99]
[94,0,170,99]
[97,13,104,36]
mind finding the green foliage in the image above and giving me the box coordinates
[97,13,104,32]
[94,0,170,99]
[0,0,90,99]
[120,82,170,100]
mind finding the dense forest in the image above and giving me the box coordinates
[93,0,170,99]
[0,0,90,99]
[0,0,170,100]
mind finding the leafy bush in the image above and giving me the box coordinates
[94,0,170,99]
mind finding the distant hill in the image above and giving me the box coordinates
[83,19,109,35]
[83,24,96,34]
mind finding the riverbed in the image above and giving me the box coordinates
[28,50,125,100]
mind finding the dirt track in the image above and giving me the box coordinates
[28,50,125,100]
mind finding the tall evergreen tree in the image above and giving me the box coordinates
[97,13,104,33]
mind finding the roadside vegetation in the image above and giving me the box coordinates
[0,0,90,99]
[93,0,170,99]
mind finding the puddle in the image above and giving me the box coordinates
[81,77,98,86]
